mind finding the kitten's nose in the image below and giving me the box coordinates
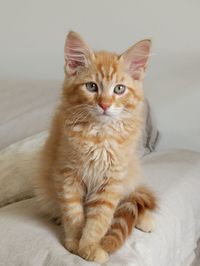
[99,102,110,111]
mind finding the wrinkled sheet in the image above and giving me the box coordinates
[0,150,200,266]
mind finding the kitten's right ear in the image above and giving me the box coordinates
[120,39,151,81]
[64,31,94,75]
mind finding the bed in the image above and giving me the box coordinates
[0,80,200,266]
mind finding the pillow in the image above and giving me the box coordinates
[0,132,47,207]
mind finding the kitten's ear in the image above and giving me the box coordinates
[64,31,94,75]
[120,39,151,81]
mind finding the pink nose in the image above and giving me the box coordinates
[99,103,110,111]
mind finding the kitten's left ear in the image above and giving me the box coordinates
[120,39,151,81]
[64,31,94,75]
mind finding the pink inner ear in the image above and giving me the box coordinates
[131,57,148,69]
[123,40,151,80]
[129,57,148,80]
[67,49,86,69]
[131,70,141,80]
[64,32,89,74]
[65,47,86,69]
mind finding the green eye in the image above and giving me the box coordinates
[114,84,126,95]
[85,82,98,92]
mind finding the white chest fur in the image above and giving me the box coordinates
[71,123,121,192]
[82,140,117,193]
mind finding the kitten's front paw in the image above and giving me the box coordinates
[136,210,155,233]
[64,238,79,254]
[78,244,109,264]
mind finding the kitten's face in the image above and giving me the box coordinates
[63,32,151,123]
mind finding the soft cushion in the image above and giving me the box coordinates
[0,132,47,206]
[0,150,200,266]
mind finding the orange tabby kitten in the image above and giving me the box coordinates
[35,31,156,263]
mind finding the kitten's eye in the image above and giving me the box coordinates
[113,84,126,95]
[85,82,98,92]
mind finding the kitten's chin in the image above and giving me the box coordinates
[95,113,116,123]
[89,108,122,123]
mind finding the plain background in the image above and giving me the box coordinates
[0,0,200,151]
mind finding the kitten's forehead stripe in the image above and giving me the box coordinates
[102,66,107,80]
[108,66,113,80]
[97,64,105,79]
[95,52,119,84]
[110,64,117,80]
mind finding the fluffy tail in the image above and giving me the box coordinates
[101,186,157,253]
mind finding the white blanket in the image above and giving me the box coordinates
[0,149,200,266]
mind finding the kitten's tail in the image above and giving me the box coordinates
[101,186,157,253]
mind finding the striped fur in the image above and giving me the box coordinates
[34,31,156,264]
[101,186,157,253]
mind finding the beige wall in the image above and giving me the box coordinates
[0,0,200,151]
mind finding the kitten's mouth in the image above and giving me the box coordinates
[102,111,109,116]
[95,109,113,119]
[95,111,111,119]
[100,111,111,117]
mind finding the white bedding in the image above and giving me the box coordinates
[0,149,200,266]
